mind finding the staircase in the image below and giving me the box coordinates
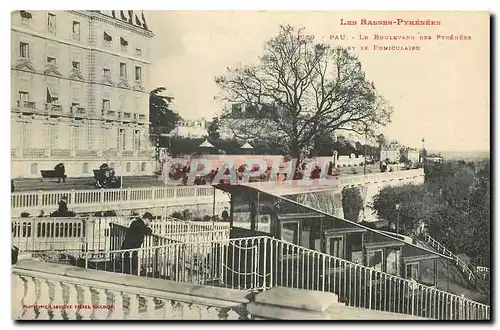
[420,233,478,281]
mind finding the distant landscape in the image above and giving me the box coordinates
[428,150,490,161]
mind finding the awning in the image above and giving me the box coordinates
[199,139,214,148]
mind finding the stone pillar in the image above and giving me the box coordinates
[247,287,341,320]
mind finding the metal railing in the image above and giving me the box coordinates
[11,185,218,211]
[72,235,489,320]
[421,234,476,281]
[12,216,230,253]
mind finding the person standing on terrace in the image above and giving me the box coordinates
[119,212,154,275]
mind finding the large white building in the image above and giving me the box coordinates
[173,118,208,138]
[11,10,154,178]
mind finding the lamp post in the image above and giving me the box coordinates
[118,128,124,190]
[363,125,368,175]
[395,203,400,236]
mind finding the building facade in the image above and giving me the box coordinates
[173,118,208,138]
[11,10,154,178]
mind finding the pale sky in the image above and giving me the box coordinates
[146,11,490,151]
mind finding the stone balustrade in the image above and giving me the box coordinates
[10,169,424,217]
[12,260,432,320]
[12,260,250,320]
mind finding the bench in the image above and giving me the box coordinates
[40,170,66,181]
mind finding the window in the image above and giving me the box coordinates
[103,68,110,77]
[47,13,56,33]
[134,130,141,150]
[328,236,344,259]
[119,95,125,110]
[72,61,80,71]
[19,91,29,101]
[134,66,142,81]
[87,124,93,150]
[19,42,29,59]
[135,48,142,56]
[46,87,58,103]
[46,57,56,66]
[82,162,89,174]
[405,262,420,281]
[141,162,146,172]
[103,32,112,46]
[386,248,401,276]
[30,163,39,175]
[367,249,384,272]
[72,21,80,41]
[281,221,299,245]
[20,11,32,26]
[121,130,126,150]
[126,162,131,172]
[119,62,127,78]
[120,37,128,50]
[102,99,110,110]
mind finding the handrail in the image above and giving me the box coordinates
[71,235,489,320]
[422,234,476,280]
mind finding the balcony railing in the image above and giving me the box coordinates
[76,150,98,157]
[72,32,80,41]
[138,150,151,157]
[23,148,46,158]
[103,110,116,119]
[17,100,36,110]
[45,103,62,114]
[120,45,128,52]
[51,149,71,157]
[12,260,249,320]
[11,148,18,158]
[47,25,56,34]
[122,150,134,157]
[70,106,86,116]
[104,40,111,48]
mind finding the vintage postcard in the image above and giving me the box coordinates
[11,10,490,321]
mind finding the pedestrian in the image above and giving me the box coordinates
[119,212,154,275]
[53,195,69,217]
[54,163,66,183]
[221,207,229,222]
[12,245,19,265]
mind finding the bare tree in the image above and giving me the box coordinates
[215,25,393,158]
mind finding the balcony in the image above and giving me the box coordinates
[47,25,56,35]
[16,100,36,111]
[72,32,80,41]
[70,106,86,117]
[103,40,111,48]
[51,149,71,157]
[76,150,98,158]
[120,45,128,52]
[102,110,116,120]
[122,150,134,157]
[23,148,46,158]
[44,103,63,114]
[123,112,132,122]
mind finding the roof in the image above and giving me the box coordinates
[213,183,454,261]
[199,139,214,148]
[240,142,254,149]
[96,10,150,31]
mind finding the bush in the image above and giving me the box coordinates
[341,187,363,222]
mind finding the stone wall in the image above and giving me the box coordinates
[13,260,429,321]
